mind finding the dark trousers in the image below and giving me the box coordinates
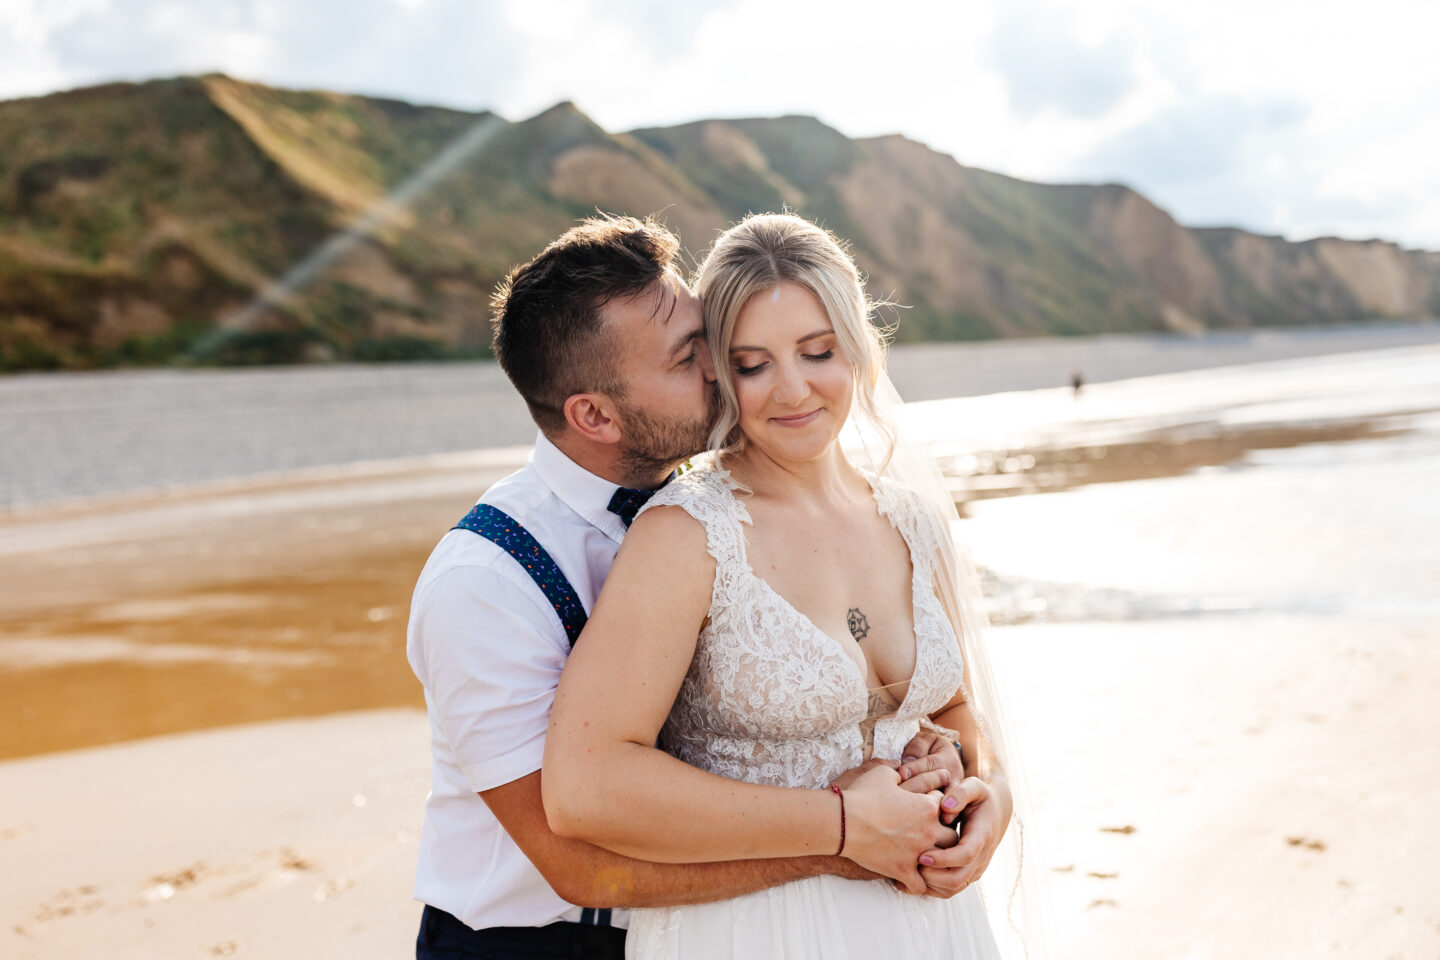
[416,905,626,960]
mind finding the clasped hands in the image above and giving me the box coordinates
[828,730,1011,899]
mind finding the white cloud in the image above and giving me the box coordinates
[0,0,106,100]
[986,0,1137,119]
[1019,0,1440,245]
[2,0,1437,247]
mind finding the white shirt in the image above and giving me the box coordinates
[407,432,633,930]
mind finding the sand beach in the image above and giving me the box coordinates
[2,341,1438,958]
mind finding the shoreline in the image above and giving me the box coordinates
[3,344,1438,760]
[7,320,1440,511]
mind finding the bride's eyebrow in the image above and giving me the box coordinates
[730,328,833,353]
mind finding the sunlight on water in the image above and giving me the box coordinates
[947,348,1440,624]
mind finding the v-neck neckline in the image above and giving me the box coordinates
[718,468,925,717]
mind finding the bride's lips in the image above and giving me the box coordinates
[770,409,822,427]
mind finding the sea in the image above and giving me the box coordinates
[3,321,1439,510]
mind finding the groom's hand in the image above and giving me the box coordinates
[898,731,966,826]
[916,774,1013,899]
[829,757,951,797]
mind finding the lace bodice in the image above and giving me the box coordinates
[637,464,968,790]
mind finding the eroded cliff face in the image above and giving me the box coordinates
[1,77,1435,370]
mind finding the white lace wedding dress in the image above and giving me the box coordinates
[627,464,1003,960]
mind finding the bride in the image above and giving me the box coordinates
[543,213,1026,959]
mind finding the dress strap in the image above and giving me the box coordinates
[639,466,752,600]
[453,503,587,646]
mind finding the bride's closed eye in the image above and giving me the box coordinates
[732,350,836,377]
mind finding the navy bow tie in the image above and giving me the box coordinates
[607,486,657,528]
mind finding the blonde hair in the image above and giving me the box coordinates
[693,212,896,463]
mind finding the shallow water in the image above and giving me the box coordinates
[3,322,1438,509]
[0,339,1436,759]
[950,347,1440,626]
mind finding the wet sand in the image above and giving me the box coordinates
[3,345,1438,957]
[0,448,528,759]
[1,411,1424,761]
[966,444,1440,958]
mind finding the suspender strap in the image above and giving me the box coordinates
[453,503,588,646]
[451,504,612,928]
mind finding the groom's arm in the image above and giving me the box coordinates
[483,770,875,908]
[416,561,871,908]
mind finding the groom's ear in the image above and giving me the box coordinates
[562,392,623,445]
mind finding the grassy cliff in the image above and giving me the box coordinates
[2,76,1436,370]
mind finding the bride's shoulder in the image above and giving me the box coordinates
[645,457,738,512]
[633,457,743,529]
[624,459,736,571]
[868,472,947,550]
[867,469,924,511]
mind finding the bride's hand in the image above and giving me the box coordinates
[917,774,1013,899]
[836,765,958,894]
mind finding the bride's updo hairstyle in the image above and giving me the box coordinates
[693,212,896,462]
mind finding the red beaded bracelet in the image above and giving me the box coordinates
[830,784,846,855]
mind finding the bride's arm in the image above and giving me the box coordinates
[543,504,954,890]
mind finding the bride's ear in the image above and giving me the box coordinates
[562,392,623,445]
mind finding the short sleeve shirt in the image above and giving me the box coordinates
[406,433,633,930]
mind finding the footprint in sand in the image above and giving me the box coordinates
[145,862,207,902]
[31,886,105,923]
[312,876,354,903]
[1099,824,1137,835]
[216,848,319,899]
[1086,871,1118,879]
[1285,836,1326,851]
[279,848,318,873]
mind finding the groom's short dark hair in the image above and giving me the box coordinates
[491,214,681,435]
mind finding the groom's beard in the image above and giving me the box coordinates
[615,388,717,480]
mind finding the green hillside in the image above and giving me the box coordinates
[1,76,1436,371]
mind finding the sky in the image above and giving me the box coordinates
[3,0,1438,249]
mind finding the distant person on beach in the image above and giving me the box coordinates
[541,213,1026,958]
[1071,370,1084,397]
[406,215,974,960]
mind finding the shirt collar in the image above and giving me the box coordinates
[530,431,630,544]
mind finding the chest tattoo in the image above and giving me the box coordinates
[847,607,870,642]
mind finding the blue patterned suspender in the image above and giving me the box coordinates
[451,503,612,928]
[453,503,588,645]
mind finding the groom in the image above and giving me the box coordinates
[406,215,993,960]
